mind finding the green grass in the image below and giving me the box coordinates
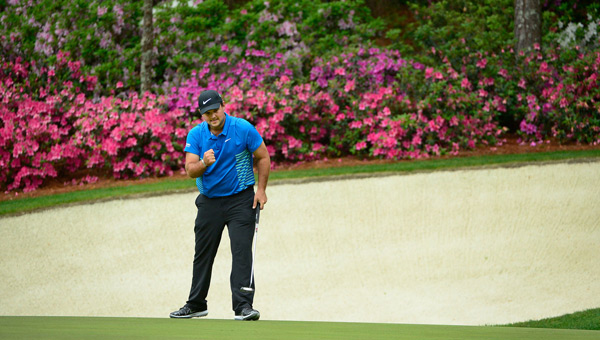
[0,176,194,217]
[503,308,600,330]
[0,317,599,340]
[1,149,599,217]
[270,149,600,180]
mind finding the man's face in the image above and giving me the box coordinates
[202,104,225,132]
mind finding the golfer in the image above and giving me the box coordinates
[170,90,270,321]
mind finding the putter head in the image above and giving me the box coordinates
[240,287,254,292]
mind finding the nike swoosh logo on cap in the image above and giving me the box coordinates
[203,98,212,105]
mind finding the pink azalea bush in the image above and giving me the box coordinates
[168,46,506,164]
[166,43,600,165]
[1,55,189,193]
[2,43,600,193]
[512,46,600,144]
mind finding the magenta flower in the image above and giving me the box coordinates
[349,121,362,129]
[538,62,551,74]
[476,58,487,69]
[344,78,355,92]
[355,141,367,150]
[461,78,472,90]
[288,136,302,149]
[520,120,537,135]
[97,7,108,17]
[425,67,434,79]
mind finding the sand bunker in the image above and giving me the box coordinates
[1,161,599,325]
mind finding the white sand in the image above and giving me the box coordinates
[1,161,599,325]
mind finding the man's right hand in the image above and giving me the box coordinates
[203,149,215,167]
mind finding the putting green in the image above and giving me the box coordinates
[1,161,599,325]
[1,317,599,340]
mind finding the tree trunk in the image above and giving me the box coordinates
[514,0,541,55]
[140,0,153,94]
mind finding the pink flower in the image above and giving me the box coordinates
[538,62,551,73]
[450,116,459,126]
[451,143,460,155]
[279,75,290,84]
[116,81,123,89]
[520,120,537,135]
[382,137,397,148]
[518,78,526,89]
[349,121,363,129]
[355,141,367,150]
[559,97,568,108]
[425,67,434,79]
[98,7,108,16]
[461,78,472,90]
[102,139,119,156]
[482,101,491,112]
[288,137,302,149]
[476,58,487,69]
[344,78,355,92]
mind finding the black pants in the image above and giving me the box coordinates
[186,187,256,314]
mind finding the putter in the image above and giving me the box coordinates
[241,203,260,292]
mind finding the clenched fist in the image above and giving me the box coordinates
[203,149,216,167]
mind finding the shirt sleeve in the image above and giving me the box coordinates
[184,125,203,156]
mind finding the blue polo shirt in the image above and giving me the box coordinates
[184,113,263,198]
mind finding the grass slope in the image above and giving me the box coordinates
[1,317,599,340]
[504,308,600,330]
[2,149,599,217]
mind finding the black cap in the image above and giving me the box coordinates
[197,90,223,114]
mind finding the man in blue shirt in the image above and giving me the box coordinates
[170,90,270,321]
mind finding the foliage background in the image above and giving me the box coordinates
[1,0,599,192]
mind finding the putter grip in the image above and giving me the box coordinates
[255,203,260,223]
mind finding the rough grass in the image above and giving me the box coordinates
[502,308,600,330]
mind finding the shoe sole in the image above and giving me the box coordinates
[234,311,260,321]
[170,310,208,319]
